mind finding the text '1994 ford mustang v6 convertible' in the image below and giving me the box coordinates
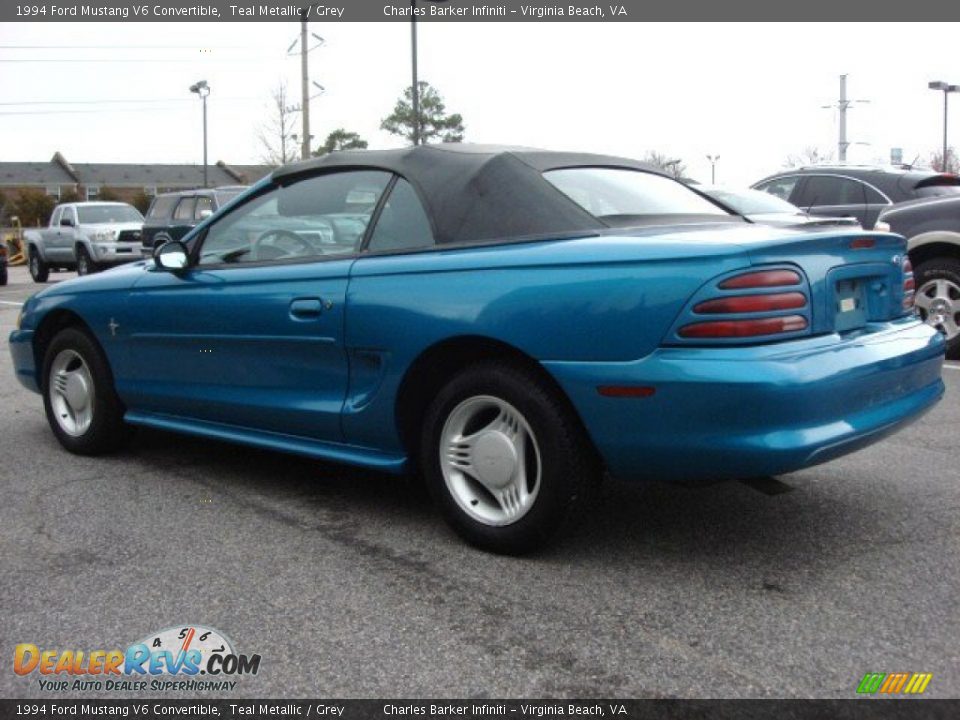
[9,145,945,553]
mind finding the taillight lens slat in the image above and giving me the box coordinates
[679,315,809,339]
[694,292,807,314]
[718,270,802,289]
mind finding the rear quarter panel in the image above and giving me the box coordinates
[342,234,753,450]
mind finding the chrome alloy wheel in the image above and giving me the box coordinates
[915,278,960,341]
[439,395,542,527]
[48,349,95,436]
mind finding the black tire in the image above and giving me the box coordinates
[41,327,132,455]
[420,361,600,554]
[28,248,49,283]
[0,265,7,286]
[75,246,97,276]
[914,257,960,360]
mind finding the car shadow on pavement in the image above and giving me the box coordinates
[120,425,887,576]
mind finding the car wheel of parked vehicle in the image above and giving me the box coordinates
[76,247,97,276]
[42,327,132,455]
[914,258,960,359]
[0,266,7,286]
[421,361,600,554]
[28,248,49,283]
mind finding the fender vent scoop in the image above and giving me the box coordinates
[741,476,795,495]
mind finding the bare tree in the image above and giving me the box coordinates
[642,151,687,180]
[257,81,300,166]
[930,147,959,174]
[784,146,834,168]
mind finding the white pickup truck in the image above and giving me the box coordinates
[24,201,145,282]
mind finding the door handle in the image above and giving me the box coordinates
[289,297,324,319]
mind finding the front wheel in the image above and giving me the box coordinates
[42,327,132,455]
[76,246,97,276]
[420,361,600,554]
[28,248,49,283]
[914,257,960,359]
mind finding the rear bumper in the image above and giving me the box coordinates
[9,328,38,393]
[544,318,945,482]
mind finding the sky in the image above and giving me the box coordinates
[0,21,957,186]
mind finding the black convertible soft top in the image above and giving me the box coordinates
[271,144,667,245]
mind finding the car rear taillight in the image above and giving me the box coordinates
[902,256,915,312]
[676,267,810,342]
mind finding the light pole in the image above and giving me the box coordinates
[410,0,448,146]
[706,154,719,184]
[189,80,210,188]
[410,0,420,146]
[929,81,960,172]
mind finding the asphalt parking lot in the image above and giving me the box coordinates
[0,263,958,700]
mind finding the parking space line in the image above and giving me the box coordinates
[0,300,24,307]
[944,363,959,371]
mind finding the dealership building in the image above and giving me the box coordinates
[0,151,272,208]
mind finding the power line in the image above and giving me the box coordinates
[0,97,254,106]
[0,58,270,63]
[0,44,246,49]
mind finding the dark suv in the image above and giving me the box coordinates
[752,166,960,230]
[141,186,247,256]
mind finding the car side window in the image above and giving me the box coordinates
[755,176,800,202]
[60,208,76,226]
[196,170,392,266]
[174,197,196,221]
[51,207,62,226]
[148,196,177,220]
[859,182,888,204]
[366,178,435,253]
[795,175,876,207]
[195,196,214,220]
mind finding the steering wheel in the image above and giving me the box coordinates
[252,229,316,261]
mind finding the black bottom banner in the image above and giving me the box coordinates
[3,699,959,720]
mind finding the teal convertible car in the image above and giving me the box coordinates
[9,145,945,553]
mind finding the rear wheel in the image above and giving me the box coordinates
[42,327,132,455]
[76,247,97,276]
[420,361,600,554]
[914,258,960,359]
[28,248,49,283]
[0,266,7,286]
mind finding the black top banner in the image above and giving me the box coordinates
[0,0,954,22]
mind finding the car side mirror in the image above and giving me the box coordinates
[60,217,74,227]
[154,240,190,272]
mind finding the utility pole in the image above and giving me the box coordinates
[706,154,719,184]
[823,74,868,162]
[411,0,420,146]
[928,81,959,172]
[838,74,848,161]
[300,18,310,160]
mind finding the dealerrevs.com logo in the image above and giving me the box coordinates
[14,625,261,692]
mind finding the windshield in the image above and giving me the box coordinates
[704,187,801,215]
[77,205,143,224]
[544,167,731,225]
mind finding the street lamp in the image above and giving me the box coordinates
[928,80,960,172]
[706,154,720,184]
[189,80,210,188]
